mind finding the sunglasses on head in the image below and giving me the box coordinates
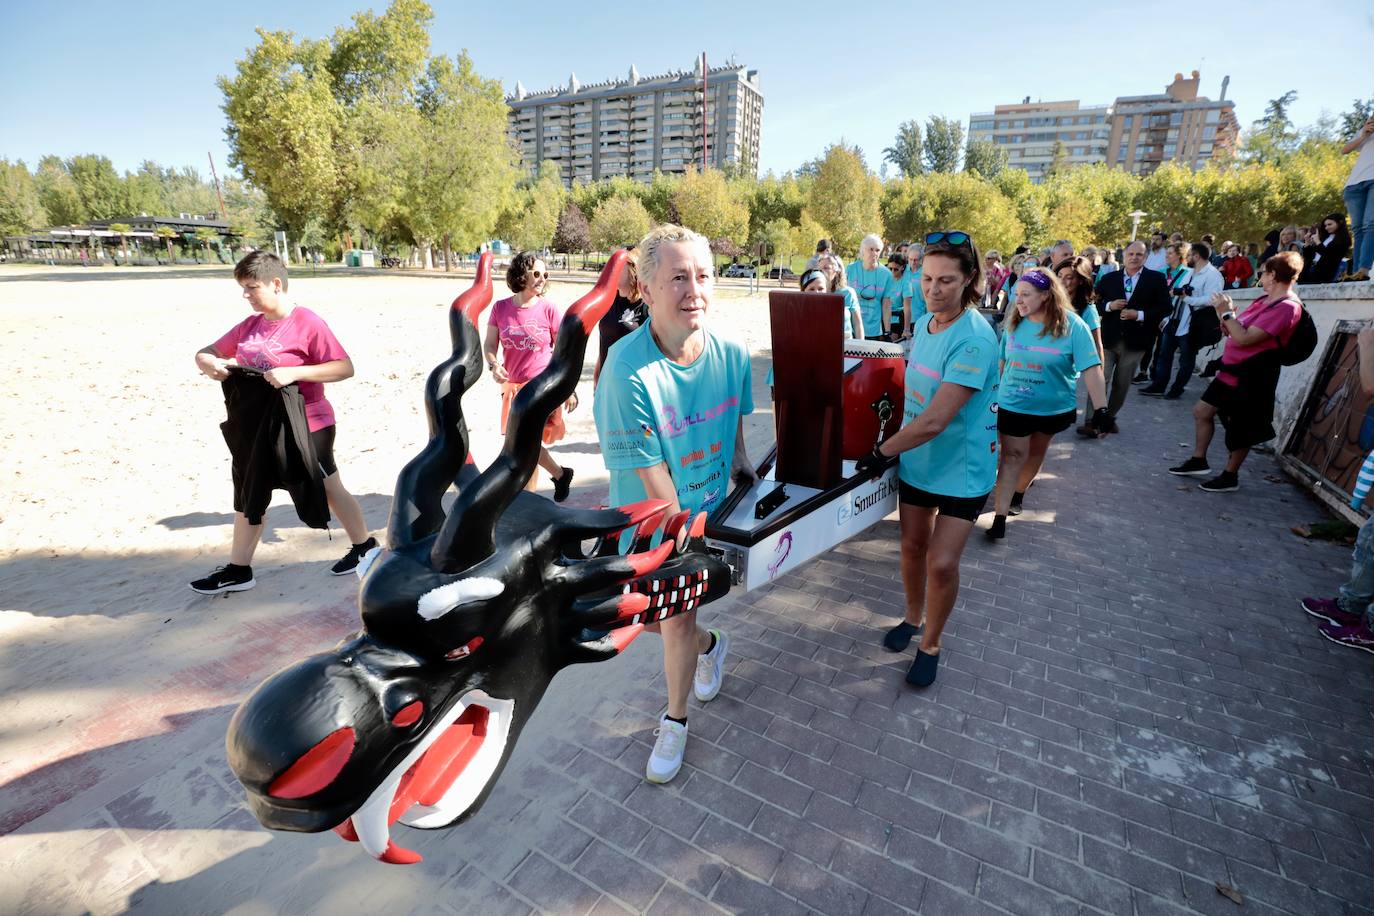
[925,231,971,247]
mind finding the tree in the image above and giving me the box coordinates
[882,172,1022,256]
[155,225,179,260]
[552,201,591,256]
[108,222,133,261]
[884,121,925,179]
[963,139,1007,179]
[0,160,46,235]
[1243,90,1300,163]
[194,226,221,260]
[923,117,965,174]
[66,155,127,220]
[791,211,827,262]
[590,195,652,251]
[1046,141,1070,179]
[760,217,793,268]
[497,163,565,252]
[34,156,84,226]
[806,144,882,254]
[1340,97,1374,142]
[672,167,748,246]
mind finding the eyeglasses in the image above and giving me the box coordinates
[925,231,971,247]
[530,270,544,278]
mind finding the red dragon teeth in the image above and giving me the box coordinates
[688,511,707,540]
[616,592,651,616]
[661,510,691,542]
[379,839,423,865]
[615,498,671,528]
[624,540,673,579]
[610,624,644,653]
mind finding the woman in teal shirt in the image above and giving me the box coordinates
[855,231,997,688]
[989,268,1109,539]
[845,233,896,340]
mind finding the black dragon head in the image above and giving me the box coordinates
[226,251,732,863]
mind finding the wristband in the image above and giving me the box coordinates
[1220,311,1236,322]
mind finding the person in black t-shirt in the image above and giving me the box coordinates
[594,246,648,385]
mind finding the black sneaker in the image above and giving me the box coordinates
[986,515,1007,540]
[1199,472,1239,493]
[1008,491,1025,516]
[553,466,574,503]
[331,536,378,575]
[1132,372,1151,384]
[906,649,941,687]
[1168,457,1210,477]
[883,621,921,652]
[1139,387,1166,397]
[1162,391,1184,400]
[190,564,255,595]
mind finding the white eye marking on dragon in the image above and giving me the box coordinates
[416,577,504,621]
[354,545,384,580]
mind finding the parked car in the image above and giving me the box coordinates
[722,263,755,278]
[765,266,797,280]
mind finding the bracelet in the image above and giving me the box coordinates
[1220,311,1236,322]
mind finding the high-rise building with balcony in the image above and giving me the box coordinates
[1106,71,1239,175]
[507,58,763,187]
[968,99,1112,183]
[968,72,1239,182]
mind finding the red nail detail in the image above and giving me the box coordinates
[267,727,355,799]
[625,540,673,578]
[379,839,423,865]
[662,510,691,541]
[617,592,651,615]
[615,498,671,527]
[689,512,708,539]
[611,623,644,653]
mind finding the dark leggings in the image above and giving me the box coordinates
[311,425,339,477]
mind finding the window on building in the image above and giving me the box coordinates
[1203,126,1216,140]
[1206,109,1221,124]
[1163,144,1177,156]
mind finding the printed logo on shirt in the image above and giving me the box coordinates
[658,398,739,440]
[499,325,545,352]
[237,333,286,369]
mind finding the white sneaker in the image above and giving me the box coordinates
[694,628,729,702]
[645,716,688,784]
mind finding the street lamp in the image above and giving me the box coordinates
[1128,210,1147,242]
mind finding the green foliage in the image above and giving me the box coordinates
[806,144,882,254]
[590,195,652,251]
[993,169,1047,247]
[1242,90,1301,164]
[759,217,793,263]
[963,140,1007,179]
[883,172,1022,255]
[923,117,964,174]
[497,162,566,251]
[1041,164,1139,247]
[0,160,46,235]
[641,171,681,224]
[672,167,748,245]
[34,156,85,225]
[883,121,924,179]
[1341,98,1374,142]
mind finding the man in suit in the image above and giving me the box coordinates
[1091,240,1172,433]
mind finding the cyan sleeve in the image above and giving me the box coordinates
[1071,319,1101,370]
[594,370,663,471]
[942,331,994,390]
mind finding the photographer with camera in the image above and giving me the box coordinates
[1143,242,1222,400]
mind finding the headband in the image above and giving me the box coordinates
[1021,270,1052,291]
[799,269,828,290]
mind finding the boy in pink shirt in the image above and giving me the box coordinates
[484,251,576,500]
[190,251,375,594]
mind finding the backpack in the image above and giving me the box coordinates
[1278,306,1317,366]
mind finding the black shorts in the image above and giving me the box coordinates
[996,407,1077,438]
[310,425,339,477]
[1200,380,1276,452]
[898,481,990,522]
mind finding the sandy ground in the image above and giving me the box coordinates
[0,262,778,831]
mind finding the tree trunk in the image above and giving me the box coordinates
[443,234,452,272]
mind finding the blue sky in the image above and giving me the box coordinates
[2,0,1371,180]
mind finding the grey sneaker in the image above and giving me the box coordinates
[694,629,729,702]
[646,717,688,784]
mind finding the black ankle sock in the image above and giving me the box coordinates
[226,563,250,573]
[703,632,717,655]
[353,537,376,550]
[665,714,687,726]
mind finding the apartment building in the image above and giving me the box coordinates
[507,59,763,186]
[1107,71,1239,175]
[968,99,1112,182]
[968,72,1239,182]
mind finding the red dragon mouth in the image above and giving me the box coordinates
[331,691,515,864]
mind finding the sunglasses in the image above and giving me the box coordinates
[530,270,544,278]
[925,231,971,247]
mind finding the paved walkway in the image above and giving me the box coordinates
[6,389,1374,915]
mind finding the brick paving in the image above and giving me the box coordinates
[7,390,1374,915]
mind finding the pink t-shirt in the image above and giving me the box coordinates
[1217,295,1301,388]
[489,295,563,383]
[212,306,349,431]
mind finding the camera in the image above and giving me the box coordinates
[1174,284,1193,297]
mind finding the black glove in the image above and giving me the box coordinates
[1089,408,1112,434]
[855,444,888,477]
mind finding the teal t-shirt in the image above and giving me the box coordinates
[1075,301,1101,332]
[998,311,1101,416]
[899,308,1000,498]
[839,286,863,338]
[594,323,753,516]
[903,269,927,322]
[846,262,895,337]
